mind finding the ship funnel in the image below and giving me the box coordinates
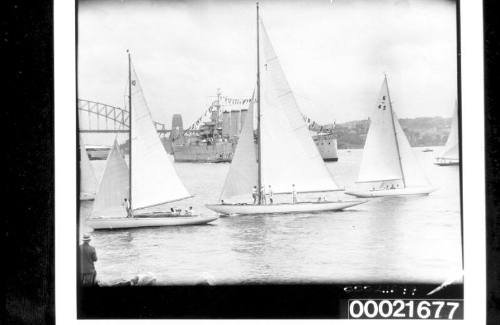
[170,114,185,145]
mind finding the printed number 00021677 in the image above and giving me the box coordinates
[347,299,463,319]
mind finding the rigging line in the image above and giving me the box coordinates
[256,2,263,205]
[385,74,406,188]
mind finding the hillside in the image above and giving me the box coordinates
[332,116,453,149]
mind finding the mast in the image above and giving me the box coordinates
[256,2,262,204]
[385,74,406,188]
[127,49,133,210]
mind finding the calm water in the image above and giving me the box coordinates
[80,148,462,285]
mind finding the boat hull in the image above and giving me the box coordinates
[80,193,95,201]
[434,161,459,166]
[434,157,459,166]
[87,215,218,230]
[345,186,436,198]
[205,200,366,215]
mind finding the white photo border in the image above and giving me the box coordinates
[55,0,485,323]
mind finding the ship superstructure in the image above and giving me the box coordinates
[171,89,338,163]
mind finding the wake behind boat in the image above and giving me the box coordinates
[88,52,218,230]
[206,4,366,216]
[345,76,436,198]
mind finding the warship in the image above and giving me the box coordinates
[165,90,338,163]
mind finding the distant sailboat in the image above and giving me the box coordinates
[79,137,98,201]
[206,4,366,215]
[435,101,459,166]
[345,76,436,198]
[88,51,218,230]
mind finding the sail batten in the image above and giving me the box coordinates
[129,63,191,210]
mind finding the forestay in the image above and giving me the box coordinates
[220,92,258,202]
[80,138,98,197]
[438,102,459,160]
[130,64,191,210]
[357,78,404,184]
[92,139,129,218]
[258,18,339,194]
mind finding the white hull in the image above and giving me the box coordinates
[205,200,366,215]
[80,193,95,201]
[345,186,436,198]
[87,214,218,230]
[434,159,459,166]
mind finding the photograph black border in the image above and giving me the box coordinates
[8,0,500,323]
[5,0,55,324]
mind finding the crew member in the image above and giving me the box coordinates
[292,184,297,204]
[267,185,273,204]
[123,198,132,218]
[252,186,258,204]
[185,206,194,216]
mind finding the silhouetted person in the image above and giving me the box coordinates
[123,198,132,218]
[252,186,258,204]
[267,185,273,204]
[80,234,97,286]
[185,206,194,216]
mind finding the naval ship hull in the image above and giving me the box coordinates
[313,135,338,161]
[173,141,235,163]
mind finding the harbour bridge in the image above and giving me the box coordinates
[78,99,171,137]
[78,98,334,138]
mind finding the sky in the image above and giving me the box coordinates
[78,0,457,133]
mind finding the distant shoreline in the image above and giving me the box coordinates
[334,116,453,149]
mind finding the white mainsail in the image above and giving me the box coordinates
[258,18,340,194]
[129,64,191,210]
[92,139,129,218]
[80,139,98,198]
[438,102,459,160]
[220,92,258,202]
[357,76,429,188]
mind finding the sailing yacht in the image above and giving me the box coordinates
[345,76,436,198]
[435,101,459,166]
[79,137,98,201]
[87,51,218,230]
[206,4,366,215]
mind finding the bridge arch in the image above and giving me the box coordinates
[78,99,170,136]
